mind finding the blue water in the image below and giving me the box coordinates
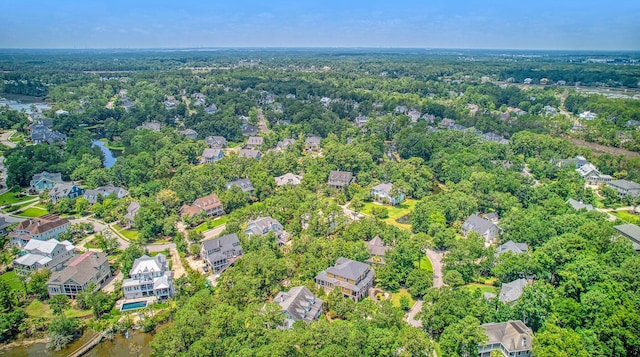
[0,101,50,113]
[121,301,147,311]
[92,140,117,168]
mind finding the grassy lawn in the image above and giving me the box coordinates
[0,271,25,291]
[611,210,640,224]
[361,199,417,230]
[193,216,229,234]
[464,283,498,296]
[0,190,35,205]
[26,299,93,319]
[9,132,24,143]
[17,206,48,217]
[414,256,433,273]
[114,224,139,241]
[390,288,415,309]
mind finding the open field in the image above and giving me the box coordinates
[25,299,93,319]
[611,210,640,224]
[114,224,139,241]
[193,216,228,234]
[0,190,35,205]
[0,270,24,291]
[362,199,417,229]
[17,206,48,217]
[390,288,415,309]
[464,283,498,296]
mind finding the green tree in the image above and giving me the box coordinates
[27,269,51,300]
[533,323,590,357]
[47,316,81,351]
[49,294,71,316]
[439,316,487,357]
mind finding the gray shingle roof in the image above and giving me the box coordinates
[499,278,528,303]
[567,198,594,211]
[462,214,496,235]
[327,257,370,281]
[481,320,533,353]
[274,286,323,325]
[47,252,108,286]
[496,241,528,256]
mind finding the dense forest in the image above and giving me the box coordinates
[0,50,639,356]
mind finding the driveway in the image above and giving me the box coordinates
[404,300,423,328]
[0,130,17,148]
[202,225,226,241]
[425,249,444,288]
[340,203,365,222]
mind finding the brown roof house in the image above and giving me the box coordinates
[9,214,70,248]
[315,257,375,302]
[47,252,111,298]
[478,320,533,357]
[180,193,224,219]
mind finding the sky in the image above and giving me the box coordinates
[1,0,639,50]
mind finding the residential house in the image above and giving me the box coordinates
[407,109,421,122]
[423,113,437,123]
[200,148,224,164]
[13,239,75,276]
[366,236,390,264]
[576,163,612,184]
[124,202,140,228]
[201,233,243,274]
[354,115,368,127]
[29,171,63,193]
[614,224,640,253]
[285,93,296,99]
[274,286,323,329]
[190,93,206,106]
[30,124,67,144]
[557,80,567,86]
[479,320,533,357]
[137,121,163,132]
[245,136,264,149]
[327,170,354,189]
[579,111,597,120]
[607,179,640,198]
[164,96,178,110]
[244,216,291,246]
[238,148,262,160]
[179,128,198,140]
[55,109,69,116]
[439,118,455,129]
[498,278,529,303]
[122,254,174,300]
[544,105,558,116]
[462,214,500,244]
[242,125,259,137]
[205,104,218,114]
[482,132,509,144]
[205,135,227,149]
[49,182,84,204]
[180,193,224,218]
[394,105,408,113]
[275,173,302,186]
[274,138,296,151]
[47,252,111,298]
[83,185,128,204]
[495,241,528,256]
[226,178,255,194]
[523,78,533,84]
[305,136,322,151]
[120,98,135,111]
[371,183,405,206]
[483,212,500,224]
[9,214,70,247]
[315,257,375,302]
[567,198,594,211]
[320,97,332,106]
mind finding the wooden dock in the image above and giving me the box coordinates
[66,333,103,357]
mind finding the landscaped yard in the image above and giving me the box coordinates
[0,190,35,205]
[26,299,93,319]
[0,270,25,291]
[114,224,139,241]
[390,288,415,309]
[193,216,229,234]
[360,199,417,230]
[611,210,640,224]
[464,283,498,296]
[17,206,48,217]
[414,255,433,273]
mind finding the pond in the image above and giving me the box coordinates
[396,214,411,224]
[2,330,155,357]
[91,140,117,169]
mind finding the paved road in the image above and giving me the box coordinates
[425,249,444,288]
[202,224,226,241]
[0,130,17,148]
[340,204,365,221]
[404,300,423,328]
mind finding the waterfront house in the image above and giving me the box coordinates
[122,254,174,300]
[47,252,110,298]
[13,238,75,276]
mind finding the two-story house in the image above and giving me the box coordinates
[13,238,75,276]
[245,136,264,149]
[305,136,322,151]
[244,216,291,246]
[478,320,534,357]
[29,171,63,193]
[123,201,140,228]
[226,178,255,195]
[49,182,84,204]
[47,252,111,298]
[9,214,70,247]
[315,257,375,302]
[200,148,225,164]
[371,183,405,206]
[274,286,323,329]
[201,233,244,274]
[607,179,640,198]
[83,185,128,204]
[462,214,500,244]
[327,171,354,189]
[122,254,174,300]
[180,193,224,218]
[238,148,262,160]
[205,135,227,149]
[275,173,302,186]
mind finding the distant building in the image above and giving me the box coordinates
[566,198,594,211]
[137,121,163,132]
[29,171,63,193]
[201,233,243,274]
[462,214,500,244]
[123,254,174,300]
[180,193,224,218]
[245,136,264,149]
[200,148,224,164]
[275,173,303,186]
[242,125,259,137]
[9,214,70,247]
[47,252,111,298]
[30,124,67,145]
[83,185,128,204]
[13,239,75,276]
[354,115,368,127]
[315,257,374,302]
[371,183,405,206]
[238,148,262,160]
[478,320,533,357]
[579,111,597,120]
[274,286,323,328]
[226,178,255,194]
[482,132,509,144]
[49,182,84,204]
[614,223,640,253]
[366,236,390,264]
[407,109,421,122]
[123,202,140,228]
[274,138,296,151]
[179,128,198,140]
[205,135,227,148]
[305,136,322,151]
[495,241,528,256]
[607,179,640,198]
[327,170,354,189]
[164,96,178,110]
[205,104,218,114]
[244,216,291,246]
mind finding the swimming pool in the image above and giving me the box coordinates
[121,301,147,311]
